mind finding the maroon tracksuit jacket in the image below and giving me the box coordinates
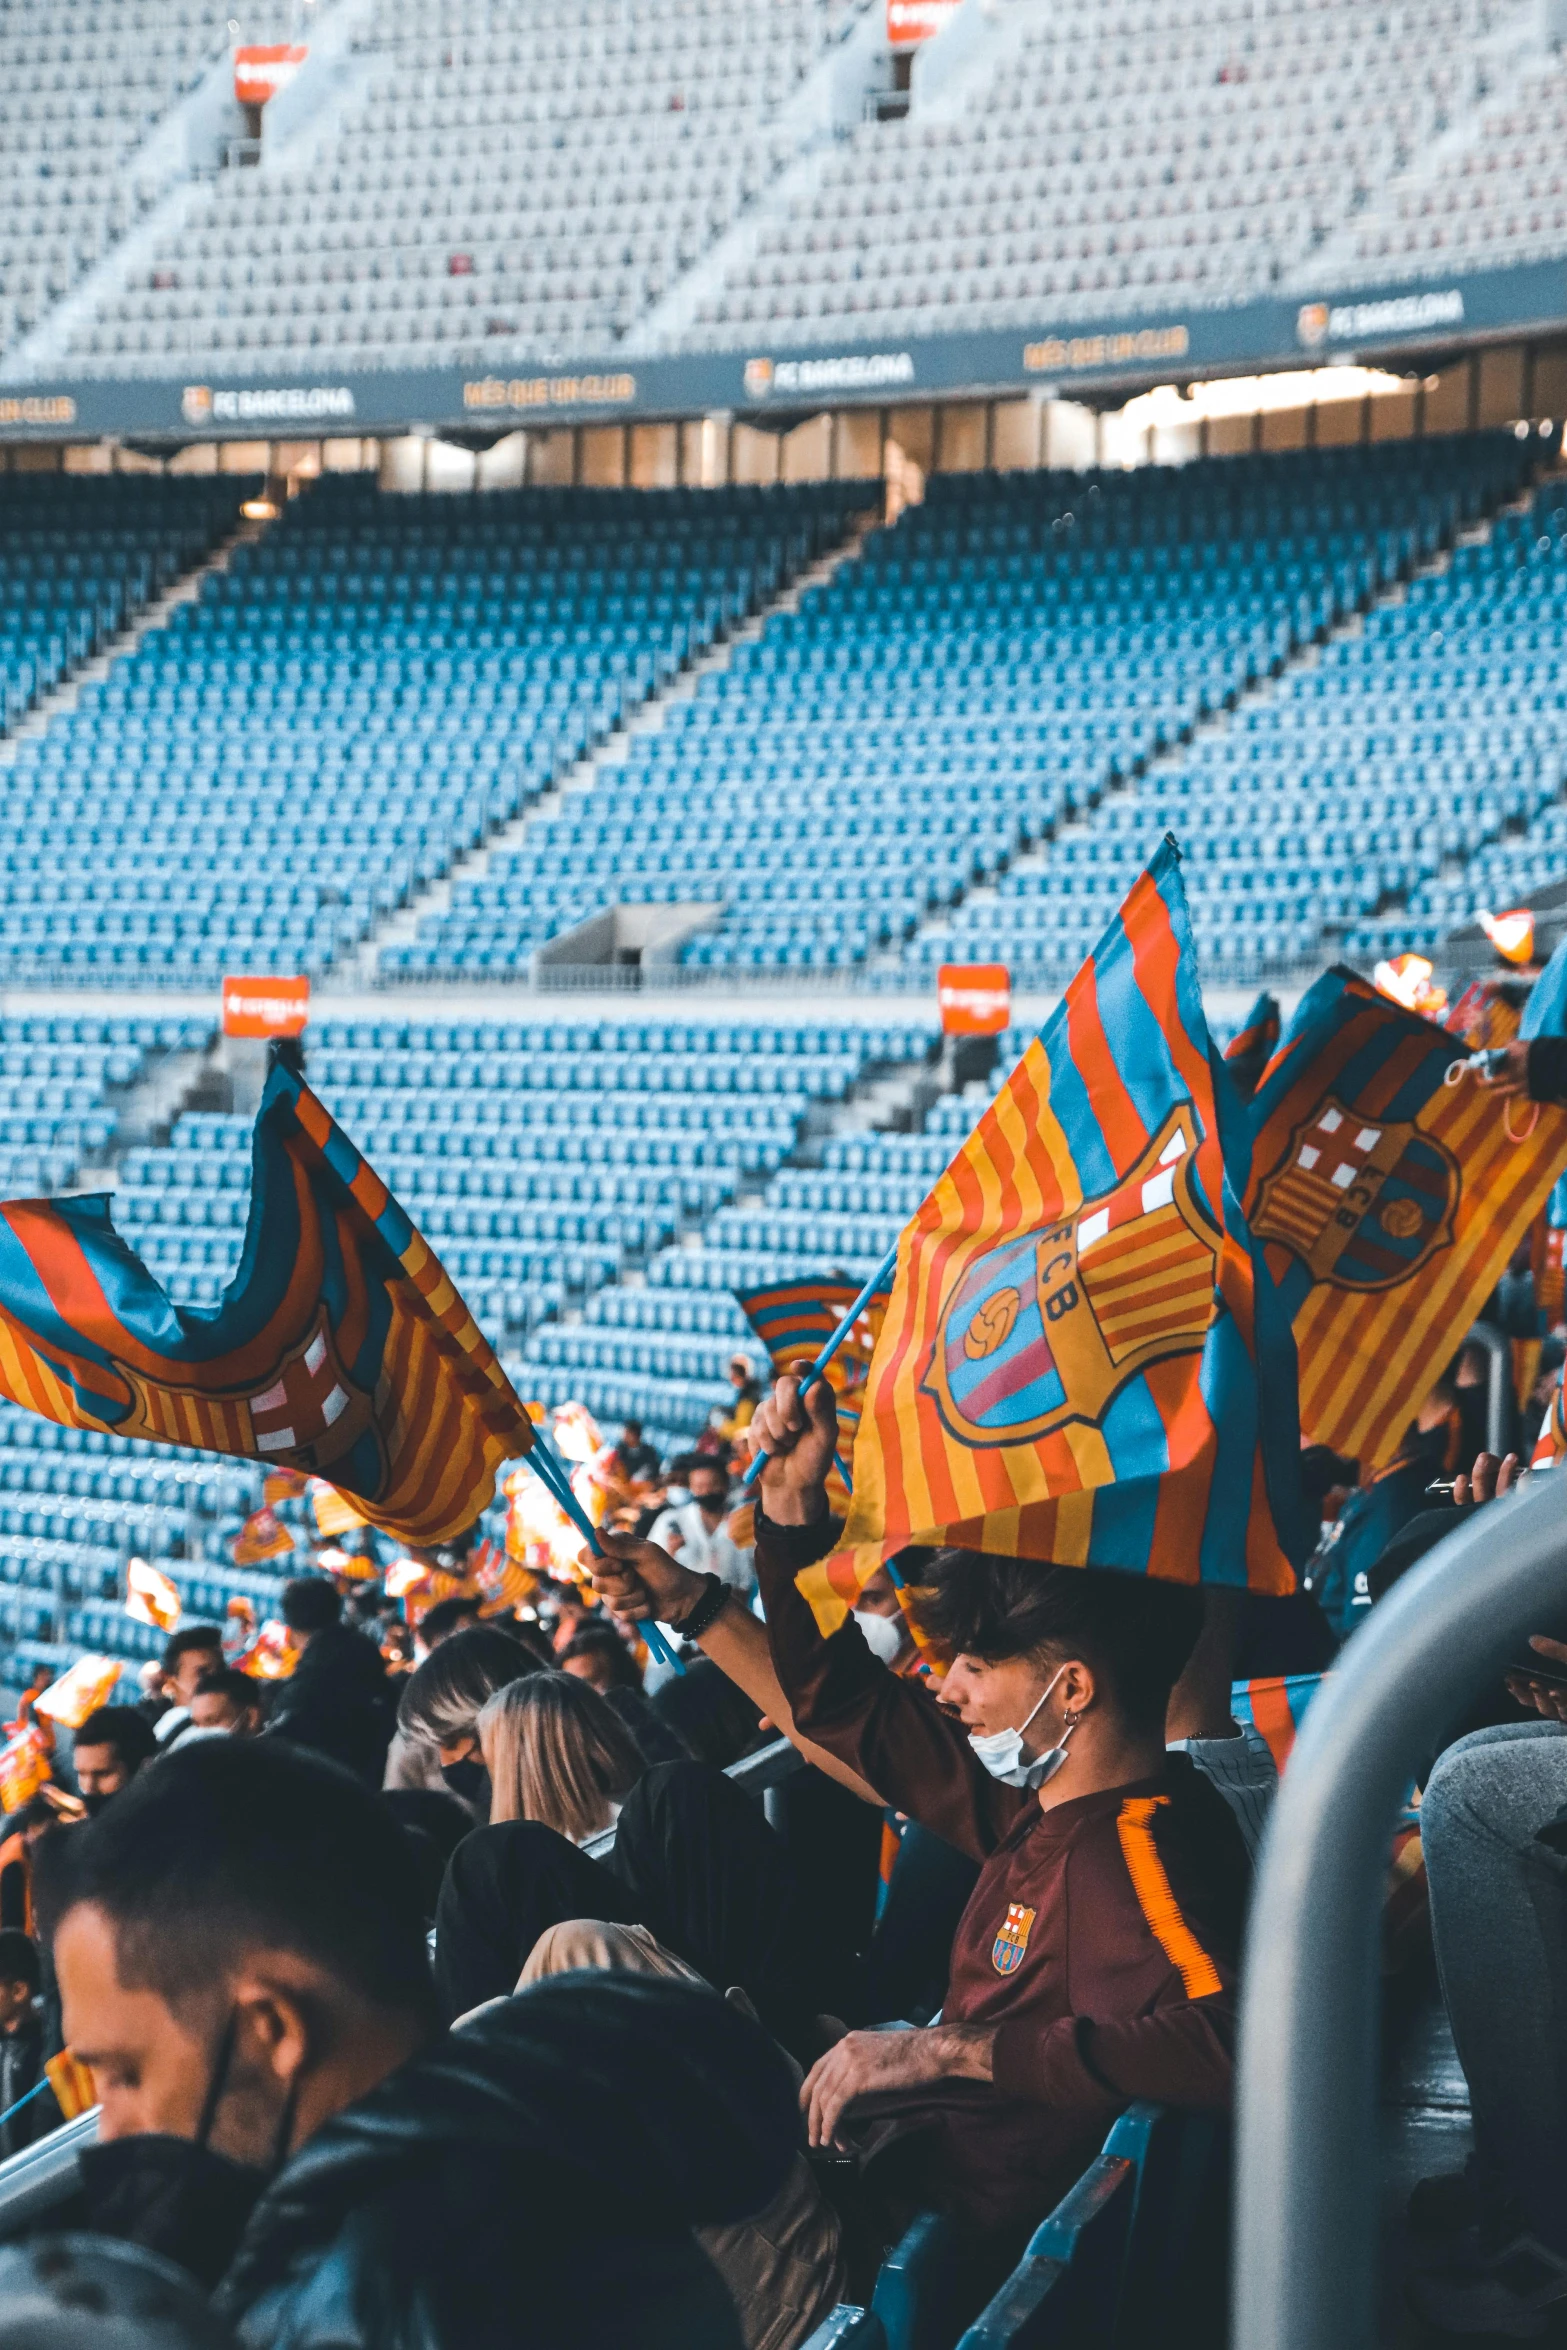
[757,1509,1249,2232]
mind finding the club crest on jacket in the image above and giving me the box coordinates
[992,1902,1037,1976]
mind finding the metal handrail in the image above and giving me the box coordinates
[1234,1470,1567,2350]
[0,2108,97,2241]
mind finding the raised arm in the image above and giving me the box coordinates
[742,1373,1017,1860]
[585,1532,886,1808]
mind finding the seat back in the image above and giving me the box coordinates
[869,2209,967,2350]
[957,2148,1135,2348]
[799,2309,890,2349]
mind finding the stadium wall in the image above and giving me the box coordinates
[2,257,1566,449]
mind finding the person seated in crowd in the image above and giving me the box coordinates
[73,1708,158,1812]
[148,1626,226,1745]
[263,1576,394,1786]
[435,1707,861,2059]
[412,1595,482,1662]
[613,1419,661,1485]
[35,1737,799,2349]
[382,1600,505,1792]
[591,1371,1246,2288]
[713,1357,764,1445]
[392,1622,549,1816]
[1304,1373,1465,1641]
[186,1669,264,1740]
[651,1455,755,1600]
[553,1626,692,1765]
[478,1672,641,1845]
[557,1624,644,1696]
[0,1927,58,2158]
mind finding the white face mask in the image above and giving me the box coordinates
[853,1606,906,1667]
[967,1665,1079,1790]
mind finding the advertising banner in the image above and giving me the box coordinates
[233,43,307,106]
[0,258,1562,442]
[886,0,962,42]
[222,974,310,1039]
[939,963,1011,1036]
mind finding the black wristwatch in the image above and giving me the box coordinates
[675,1573,730,1642]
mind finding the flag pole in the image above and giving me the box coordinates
[524,1427,684,1674]
[741,1240,900,1491]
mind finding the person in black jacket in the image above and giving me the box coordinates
[264,1578,394,1786]
[0,1929,58,2158]
[35,1737,800,2350]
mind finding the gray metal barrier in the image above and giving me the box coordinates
[0,2109,97,2241]
[1466,1317,1512,1459]
[1234,1468,1567,2350]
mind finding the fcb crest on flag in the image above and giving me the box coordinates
[822,840,1308,1622]
[924,1106,1216,1447]
[0,1064,534,1545]
[1248,967,1567,1466]
[1249,1099,1458,1290]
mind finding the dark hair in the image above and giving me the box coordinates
[686,1459,729,1489]
[557,1627,643,1694]
[36,1738,437,2028]
[160,1625,224,1673]
[281,1576,342,1633]
[396,1623,544,1748]
[0,1929,39,1994]
[418,1595,482,1648]
[74,1707,158,1774]
[190,1667,261,1711]
[908,1554,1203,1735]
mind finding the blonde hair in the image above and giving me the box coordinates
[477,1672,642,1843]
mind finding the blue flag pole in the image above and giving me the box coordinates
[524,1426,684,1674]
[741,1240,900,1492]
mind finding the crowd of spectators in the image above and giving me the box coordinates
[0,1181,1565,2345]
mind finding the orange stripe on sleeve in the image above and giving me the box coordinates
[1115,1795,1223,1999]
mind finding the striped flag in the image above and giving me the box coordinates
[0,1063,533,1545]
[820,841,1307,1623]
[1247,966,1567,1467]
[736,1275,887,1462]
[1223,992,1281,1101]
[232,1504,295,1567]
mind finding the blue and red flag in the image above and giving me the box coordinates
[1246,966,1567,1466]
[1223,992,1281,1101]
[735,1275,886,1464]
[0,1064,532,1544]
[1228,1672,1324,1774]
[806,839,1308,1628]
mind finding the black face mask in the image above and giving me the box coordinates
[440,1756,490,1808]
[80,1790,117,1819]
[76,2008,299,2292]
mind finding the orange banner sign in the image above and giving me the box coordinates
[938,963,1011,1037]
[234,43,307,106]
[886,0,961,42]
[222,975,310,1039]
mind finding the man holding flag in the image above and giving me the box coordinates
[592,844,1274,2298]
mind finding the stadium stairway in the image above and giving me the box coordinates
[0,501,267,769]
[0,474,870,989]
[365,496,882,985]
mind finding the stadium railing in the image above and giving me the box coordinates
[1235,1468,1567,2350]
